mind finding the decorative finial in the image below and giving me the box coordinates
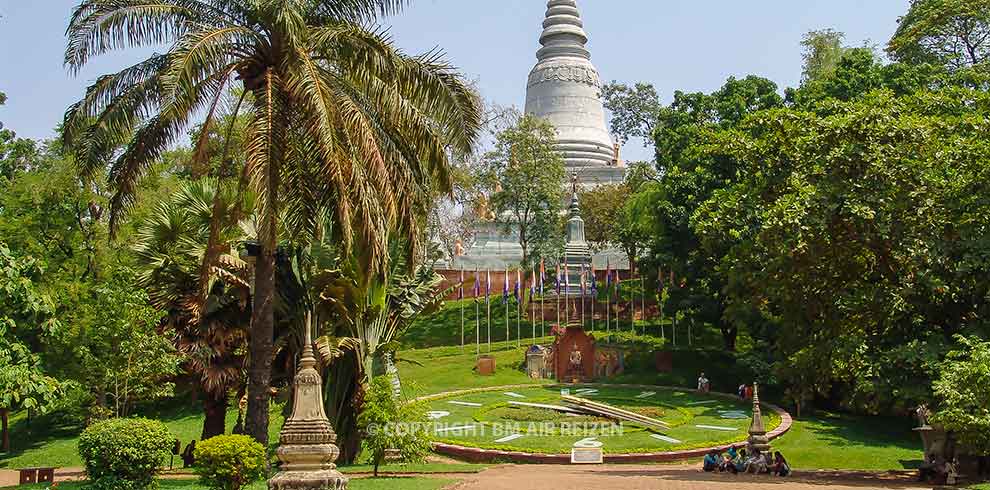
[537,0,591,61]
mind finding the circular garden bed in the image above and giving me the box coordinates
[417,384,792,463]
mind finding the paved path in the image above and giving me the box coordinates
[445,464,929,490]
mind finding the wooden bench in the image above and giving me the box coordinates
[18,468,55,484]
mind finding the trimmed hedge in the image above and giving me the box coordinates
[77,418,173,490]
[194,435,266,490]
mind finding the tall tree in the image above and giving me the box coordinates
[888,0,990,69]
[694,88,990,412]
[479,115,566,268]
[601,82,663,148]
[0,244,62,453]
[62,0,481,445]
[801,29,847,82]
[133,180,252,439]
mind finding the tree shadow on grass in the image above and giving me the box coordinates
[799,412,923,469]
[0,410,81,468]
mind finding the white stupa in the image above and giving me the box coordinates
[445,0,629,270]
[525,0,625,186]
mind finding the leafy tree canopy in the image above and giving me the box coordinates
[888,0,990,70]
[478,114,566,268]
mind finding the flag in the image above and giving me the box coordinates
[473,268,480,299]
[590,264,598,294]
[580,263,586,296]
[614,269,622,299]
[605,259,612,291]
[486,269,491,303]
[657,267,664,293]
[564,262,570,291]
[459,268,465,300]
[555,263,561,294]
[539,259,546,294]
[503,266,510,304]
[514,268,521,302]
[529,268,536,301]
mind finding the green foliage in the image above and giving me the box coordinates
[579,164,652,264]
[358,377,431,477]
[931,336,990,454]
[193,435,266,490]
[888,0,990,69]
[0,243,62,417]
[693,87,990,413]
[801,29,848,82]
[478,114,566,268]
[601,82,663,146]
[78,418,173,490]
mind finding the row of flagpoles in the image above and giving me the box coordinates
[456,260,688,354]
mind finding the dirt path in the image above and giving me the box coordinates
[444,464,930,490]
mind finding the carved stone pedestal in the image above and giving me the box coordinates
[269,314,348,490]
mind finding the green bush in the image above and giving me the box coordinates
[77,417,173,490]
[193,435,267,490]
[358,377,432,477]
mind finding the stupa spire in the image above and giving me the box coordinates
[538,0,590,61]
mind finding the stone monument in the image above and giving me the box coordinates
[746,383,771,454]
[525,0,625,187]
[445,0,629,271]
[553,324,595,382]
[269,313,347,490]
[561,174,593,296]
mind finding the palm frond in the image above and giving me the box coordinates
[65,0,227,73]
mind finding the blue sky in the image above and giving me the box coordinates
[0,0,908,161]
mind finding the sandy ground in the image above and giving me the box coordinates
[443,464,931,490]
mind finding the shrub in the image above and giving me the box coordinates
[358,377,432,477]
[193,435,267,490]
[77,418,173,490]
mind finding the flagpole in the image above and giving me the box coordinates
[486,269,492,353]
[516,269,525,348]
[590,270,595,332]
[460,268,465,352]
[540,259,545,340]
[580,264,586,330]
[474,269,480,356]
[639,274,646,335]
[504,267,509,348]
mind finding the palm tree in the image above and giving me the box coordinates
[62,0,482,445]
[133,180,252,439]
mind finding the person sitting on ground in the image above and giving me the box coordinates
[772,451,791,476]
[919,453,939,482]
[745,449,768,474]
[722,450,739,474]
[734,449,749,473]
[698,372,708,392]
[703,450,720,472]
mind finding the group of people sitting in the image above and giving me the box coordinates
[702,447,790,476]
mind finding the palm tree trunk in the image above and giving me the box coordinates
[202,392,229,440]
[246,243,276,446]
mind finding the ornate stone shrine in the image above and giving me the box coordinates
[553,324,596,382]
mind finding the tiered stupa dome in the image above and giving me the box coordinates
[525,0,624,185]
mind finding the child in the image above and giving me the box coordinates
[773,452,791,476]
[703,450,720,472]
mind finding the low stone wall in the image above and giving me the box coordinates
[419,383,793,465]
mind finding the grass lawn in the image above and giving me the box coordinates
[771,413,921,471]
[3,478,454,490]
